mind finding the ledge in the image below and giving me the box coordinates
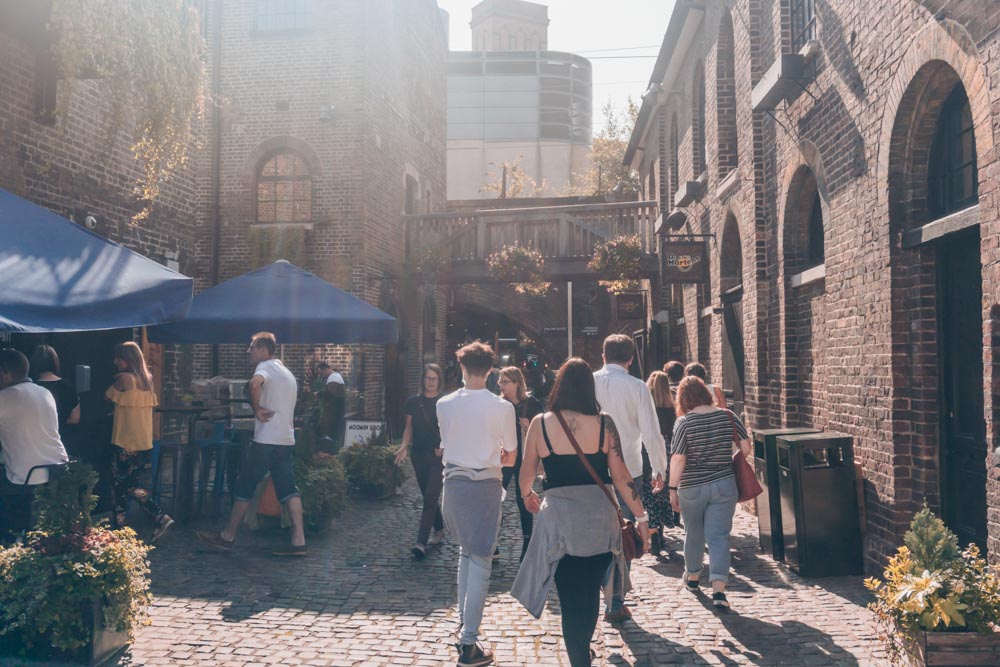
[716,170,740,201]
[790,263,825,288]
[700,306,714,319]
[676,317,686,325]
[249,222,314,230]
[674,180,705,208]
[752,54,806,111]
[901,204,979,248]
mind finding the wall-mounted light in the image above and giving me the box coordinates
[318,105,335,123]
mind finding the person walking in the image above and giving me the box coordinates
[643,371,677,559]
[664,360,685,396]
[593,334,667,623]
[437,342,517,667]
[394,363,447,560]
[512,358,651,667]
[684,362,726,408]
[668,376,751,610]
[198,332,306,557]
[497,366,543,561]
[29,345,81,457]
[105,342,174,542]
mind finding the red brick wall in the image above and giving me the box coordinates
[636,1,1000,569]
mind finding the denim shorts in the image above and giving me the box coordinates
[234,442,299,503]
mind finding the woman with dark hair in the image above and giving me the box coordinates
[684,362,726,408]
[643,371,677,559]
[395,363,446,559]
[668,376,751,610]
[29,345,81,447]
[512,358,651,667]
[106,342,173,542]
[498,366,543,561]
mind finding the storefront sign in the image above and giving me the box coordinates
[343,420,383,450]
[660,241,709,284]
[616,293,645,320]
[581,325,600,337]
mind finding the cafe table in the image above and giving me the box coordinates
[154,405,218,522]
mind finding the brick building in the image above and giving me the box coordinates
[0,2,448,438]
[626,0,1000,568]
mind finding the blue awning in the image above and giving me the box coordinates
[0,189,193,332]
[148,260,398,344]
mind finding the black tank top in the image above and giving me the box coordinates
[540,414,612,490]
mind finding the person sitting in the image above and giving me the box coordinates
[0,348,69,537]
[316,362,346,447]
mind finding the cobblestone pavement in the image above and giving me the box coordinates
[119,478,885,666]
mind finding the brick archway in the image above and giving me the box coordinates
[881,18,992,556]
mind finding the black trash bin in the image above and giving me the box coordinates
[775,432,863,577]
[753,428,818,561]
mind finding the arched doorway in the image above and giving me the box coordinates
[720,212,745,406]
[887,64,986,552]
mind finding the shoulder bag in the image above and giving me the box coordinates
[726,410,762,502]
[553,411,645,561]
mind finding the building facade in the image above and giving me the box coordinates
[447,0,592,199]
[627,0,1000,569]
[0,1,448,434]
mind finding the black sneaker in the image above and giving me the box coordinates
[712,591,730,610]
[411,544,427,560]
[456,642,493,666]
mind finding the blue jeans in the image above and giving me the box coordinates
[457,548,493,645]
[607,475,642,613]
[678,475,738,583]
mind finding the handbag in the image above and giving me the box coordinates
[553,411,646,561]
[726,411,762,502]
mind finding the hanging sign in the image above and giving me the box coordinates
[660,240,709,284]
[616,293,645,320]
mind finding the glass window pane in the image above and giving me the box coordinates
[275,202,293,222]
[257,203,275,223]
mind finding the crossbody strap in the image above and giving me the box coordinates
[724,409,740,444]
[416,396,440,439]
[553,411,623,521]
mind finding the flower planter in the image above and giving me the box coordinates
[0,599,128,666]
[362,462,398,500]
[906,630,1000,666]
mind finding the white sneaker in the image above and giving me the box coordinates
[428,529,446,546]
[151,515,175,543]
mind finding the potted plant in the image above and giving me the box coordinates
[487,244,549,296]
[404,244,452,284]
[0,462,152,665]
[588,234,643,294]
[294,453,348,535]
[866,506,1000,665]
[340,430,405,499]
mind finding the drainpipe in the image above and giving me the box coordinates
[208,0,223,376]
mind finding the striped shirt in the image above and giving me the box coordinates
[670,408,748,489]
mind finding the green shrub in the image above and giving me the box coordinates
[340,431,405,498]
[294,454,348,534]
[0,463,152,653]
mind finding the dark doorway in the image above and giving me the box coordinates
[937,227,986,553]
[382,304,406,441]
[722,290,745,405]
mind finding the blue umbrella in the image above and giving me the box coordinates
[148,260,398,344]
[0,188,193,332]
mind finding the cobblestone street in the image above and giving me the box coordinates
[121,478,886,666]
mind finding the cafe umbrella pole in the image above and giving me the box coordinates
[566,280,572,358]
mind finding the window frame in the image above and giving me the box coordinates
[790,0,817,53]
[255,151,314,225]
[928,85,979,219]
[253,0,312,34]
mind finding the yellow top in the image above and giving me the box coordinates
[105,386,158,452]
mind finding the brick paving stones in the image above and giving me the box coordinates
[115,480,886,666]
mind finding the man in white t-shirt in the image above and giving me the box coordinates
[0,348,69,535]
[198,332,305,556]
[437,341,517,667]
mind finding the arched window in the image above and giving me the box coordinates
[790,0,816,53]
[692,63,707,177]
[721,213,743,293]
[256,151,312,223]
[716,12,738,177]
[928,85,978,218]
[807,191,824,266]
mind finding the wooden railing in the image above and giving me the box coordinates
[405,201,658,262]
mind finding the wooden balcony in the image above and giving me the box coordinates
[404,200,660,283]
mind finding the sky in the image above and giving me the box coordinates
[435,0,676,122]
